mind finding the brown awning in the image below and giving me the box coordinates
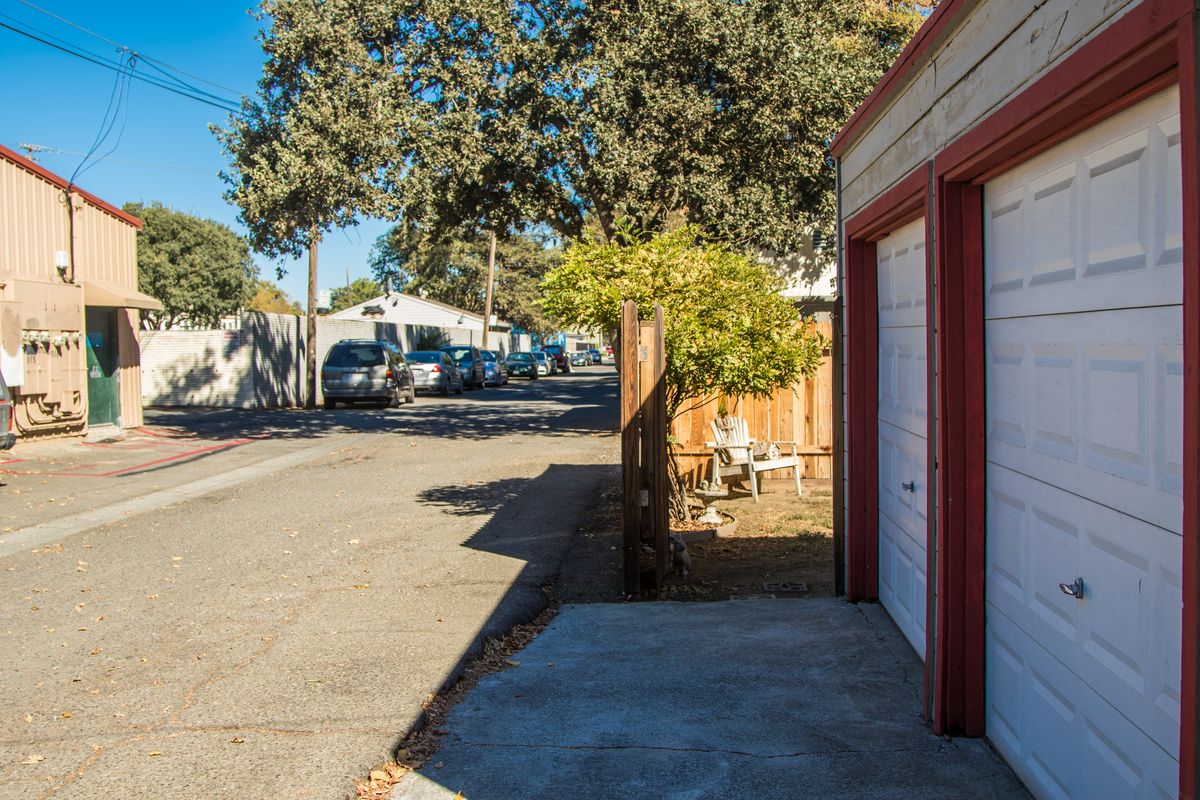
[82,279,163,311]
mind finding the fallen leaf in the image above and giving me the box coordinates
[89,648,102,656]
[352,584,370,590]
[434,761,444,769]
[453,793,465,800]
[369,770,388,782]
[23,714,32,723]
[60,711,72,719]
[504,659,521,667]
[347,539,360,545]
[171,556,182,562]
[76,561,87,573]
[20,754,44,765]
[230,737,245,744]
[148,751,162,757]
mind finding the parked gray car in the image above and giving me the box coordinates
[0,370,14,450]
[441,345,486,389]
[479,349,509,386]
[321,340,415,409]
[406,350,465,395]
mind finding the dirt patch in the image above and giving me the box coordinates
[659,479,834,600]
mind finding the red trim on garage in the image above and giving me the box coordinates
[931,177,986,736]
[843,163,932,713]
[1177,13,1200,799]
[0,144,143,230]
[916,0,1196,779]
[831,0,972,158]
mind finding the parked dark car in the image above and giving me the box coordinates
[321,340,415,410]
[542,344,571,373]
[505,352,539,380]
[588,348,602,364]
[441,345,486,389]
[0,370,14,450]
[479,350,509,387]
[405,350,464,396]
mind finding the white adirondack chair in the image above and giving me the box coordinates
[705,416,803,502]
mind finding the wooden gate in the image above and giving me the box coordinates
[620,300,669,594]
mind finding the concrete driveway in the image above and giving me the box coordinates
[0,368,618,799]
[394,599,1032,800]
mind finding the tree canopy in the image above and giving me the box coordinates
[222,0,926,259]
[370,226,560,334]
[125,202,255,330]
[246,278,303,314]
[541,225,824,419]
[329,277,384,312]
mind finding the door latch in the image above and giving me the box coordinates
[1058,577,1084,599]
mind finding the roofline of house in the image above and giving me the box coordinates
[339,292,512,329]
[0,143,144,230]
[830,0,973,159]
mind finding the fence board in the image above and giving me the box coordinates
[671,321,833,486]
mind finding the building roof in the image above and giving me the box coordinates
[335,292,512,330]
[0,143,144,230]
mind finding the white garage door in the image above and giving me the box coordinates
[877,217,929,659]
[984,86,1183,799]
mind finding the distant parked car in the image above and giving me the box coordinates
[532,351,552,376]
[570,351,590,367]
[588,348,602,364]
[505,351,539,380]
[321,340,415,410]
[542,344,571,373]
[441,345,486,389]
[0,370,14,450]
[405,350,464,396]
[479,350,509,387]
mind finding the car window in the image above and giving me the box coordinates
[325,344,385,368]
[479,350,497,361]
[508,353,533,362]
[443,347,474,362]
[405,351,440,363]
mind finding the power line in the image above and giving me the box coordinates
[18,144,215,174]
[14,0,247,98]
[0,20,243,114]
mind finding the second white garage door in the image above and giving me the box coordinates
[983,86,1183,799]
[877,217,929,659]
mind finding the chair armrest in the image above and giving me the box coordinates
[706,442,752,450]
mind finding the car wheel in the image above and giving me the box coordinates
[455,380,464,395]
[407,385,416,404]
[441,380,450,397]
[324,398,336,410]
[389,388,402,408]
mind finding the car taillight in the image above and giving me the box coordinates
[386,369,394,380]
[430,365,442,373]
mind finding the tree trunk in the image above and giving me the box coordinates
[667,440,691,522]
[481,230,496,351]
[305,229,319,410]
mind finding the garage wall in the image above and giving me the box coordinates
[839,0,1139,219]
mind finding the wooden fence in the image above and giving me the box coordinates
[671,321,834,487]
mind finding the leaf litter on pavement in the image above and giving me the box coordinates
[352,585,560,799]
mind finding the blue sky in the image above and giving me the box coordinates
[0,0,391,304]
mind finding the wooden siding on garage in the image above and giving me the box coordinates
[672,321,833,485]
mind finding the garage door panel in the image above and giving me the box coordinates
[876,218,926,330]
[878,421,927,548]
[878,325,927,437]
[985,465,1181,757]
[878,512,927,659]
[984,86,1181,321]
[987,610,1179,800]
[986,308,1183,534]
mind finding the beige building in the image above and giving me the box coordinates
[0,144,160,439]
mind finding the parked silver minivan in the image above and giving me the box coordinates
[321,340,415,410]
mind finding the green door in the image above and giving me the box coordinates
[85,308,119,427]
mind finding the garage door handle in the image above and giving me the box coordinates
[1058,577,1084,599]
[901,481,915,493]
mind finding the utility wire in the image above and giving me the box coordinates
[0,20,243,114]
[17,145,214,174]
[69,49,131,184]
[14,0,247,97]
[73,52,136,183]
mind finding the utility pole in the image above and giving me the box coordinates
[481,230,497,351]
[306,227,319,409]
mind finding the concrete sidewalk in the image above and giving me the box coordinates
[394,599,1030,800]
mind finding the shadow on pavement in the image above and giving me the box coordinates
[144,372,618,443]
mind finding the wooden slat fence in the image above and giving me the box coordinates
[671,321,834,487]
